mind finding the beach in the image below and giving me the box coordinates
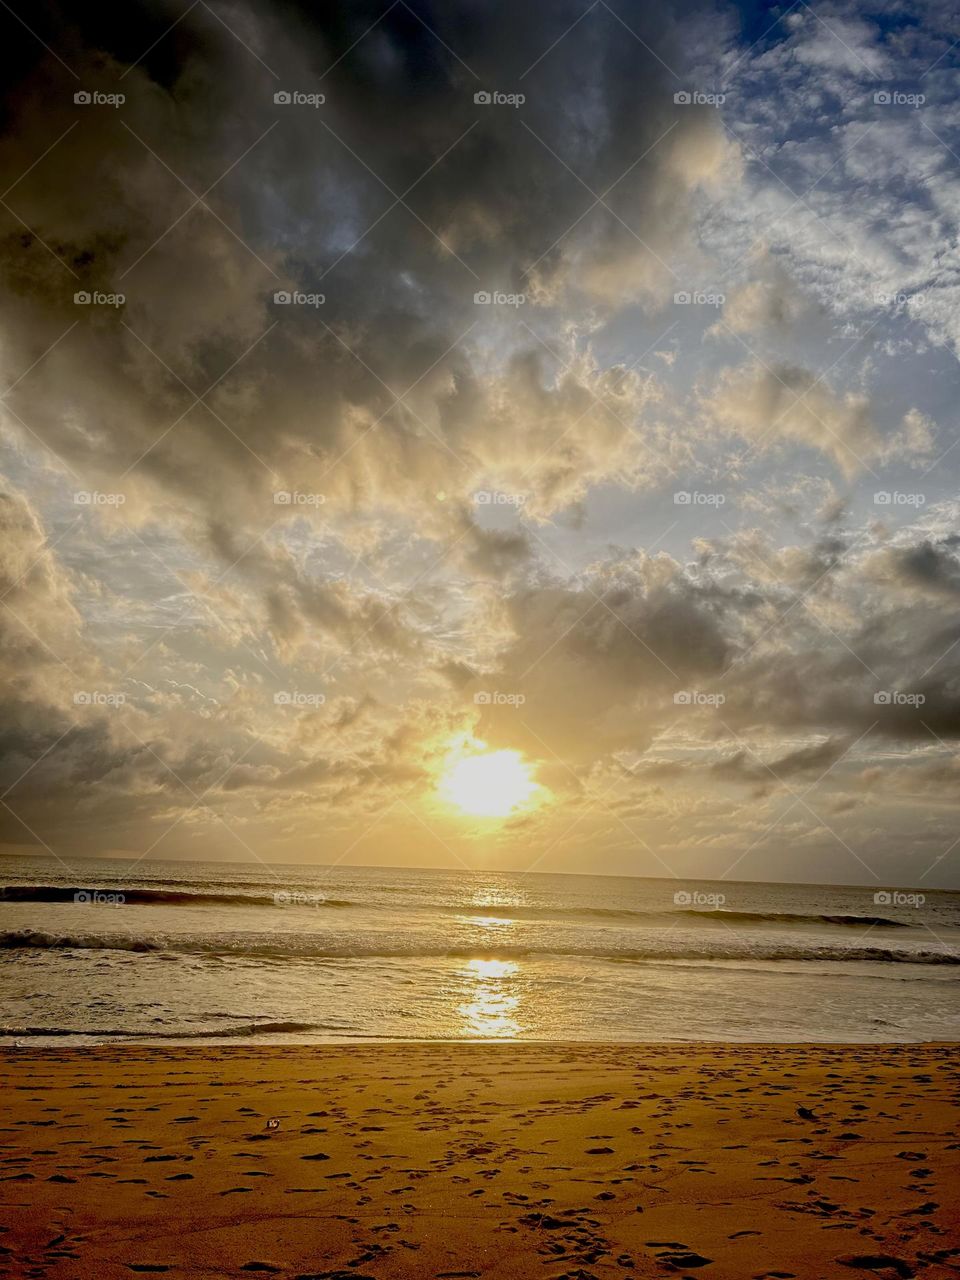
[2,1042,958,1279]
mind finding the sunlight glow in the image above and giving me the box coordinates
[439,747,540,818]
[457,958,521,1038]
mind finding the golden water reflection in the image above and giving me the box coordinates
[456,913,517,929]
[468,883,528,910]
[457,958,521,1038]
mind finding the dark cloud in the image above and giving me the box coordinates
[0,0,725,546]
[709,737,850,791]
[866,539,960,600]
[468,553,733,760]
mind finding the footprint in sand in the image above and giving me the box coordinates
[836,1255,915,1279]
[646,1241,713,1269]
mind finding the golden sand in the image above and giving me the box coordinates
[1,1042,958,1278]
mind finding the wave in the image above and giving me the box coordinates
[2,886,927,931]
[677,909,909,928]
[2,928,958,966]
[464,905,915,927]
[399,903,916,927]
[0,885,352,909]
[0,1020,333,1039]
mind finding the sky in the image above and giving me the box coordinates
[1,0,959,888]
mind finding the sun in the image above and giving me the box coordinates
[439,747,540,818]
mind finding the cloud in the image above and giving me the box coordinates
[0,480,87,722]
[0,0,729,553]
[709,736,850,789]
[465,551,732,761]
[864,537,960,600]
[703,360,930,474]
[712,256,822,339]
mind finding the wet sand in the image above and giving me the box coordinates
[1,1042,958,1279]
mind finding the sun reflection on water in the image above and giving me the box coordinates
[468,883,528,910]
[456,913,517,929]
[457,958,521,1038]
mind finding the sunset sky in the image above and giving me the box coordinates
[1,0,959,887]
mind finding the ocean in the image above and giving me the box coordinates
[1,857,957,1044]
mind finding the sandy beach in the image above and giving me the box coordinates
[1,1043,957,1279]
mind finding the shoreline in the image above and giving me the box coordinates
[2,1041,958,1278]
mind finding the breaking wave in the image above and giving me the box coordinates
[2,927,957,966]
[677,909,909,928]
[0,885,351,908]
[0,1019,336,1039]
